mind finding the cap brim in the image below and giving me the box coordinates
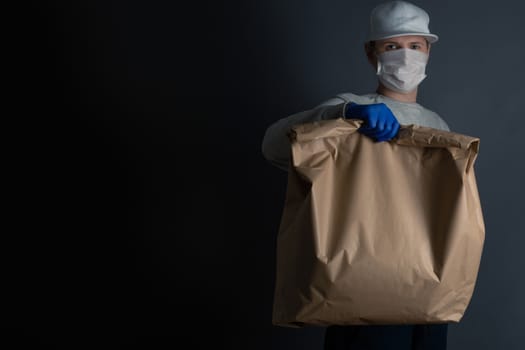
[368,33,439,43]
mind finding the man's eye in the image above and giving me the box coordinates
[411,44,422,50]
[385,44,397,50]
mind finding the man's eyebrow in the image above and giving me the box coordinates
[381,40,426,44]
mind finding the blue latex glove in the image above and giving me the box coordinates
[345,102,400,142]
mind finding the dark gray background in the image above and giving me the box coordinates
[7,0,524,349]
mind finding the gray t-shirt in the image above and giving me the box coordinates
[319,92,450,131]
[261,92,450,171]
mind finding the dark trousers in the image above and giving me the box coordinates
[324,324,448,350]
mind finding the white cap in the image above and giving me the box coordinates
[367,1,438,43]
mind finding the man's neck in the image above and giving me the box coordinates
[376,84,418,103]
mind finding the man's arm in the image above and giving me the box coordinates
[261,102,347,171]
[261,95,402,171]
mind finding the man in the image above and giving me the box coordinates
[262,1,450,349]
[262,0,449,170]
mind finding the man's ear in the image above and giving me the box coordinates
[364,42,377,69]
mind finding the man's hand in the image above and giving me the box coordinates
[345,102,400,142]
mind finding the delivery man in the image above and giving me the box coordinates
[261,1,450,349]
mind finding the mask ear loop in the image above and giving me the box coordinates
[375,52,382,76]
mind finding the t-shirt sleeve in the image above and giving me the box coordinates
[261,101,346,171]
[439,118,451,132]
[432,111,451,132]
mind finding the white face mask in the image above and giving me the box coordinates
[376,49,429,93]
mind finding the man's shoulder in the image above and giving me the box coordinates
[417,104,440,118]
[414,105,450,131]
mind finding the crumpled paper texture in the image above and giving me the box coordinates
[272,118,485,327]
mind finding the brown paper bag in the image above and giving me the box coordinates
[272,118,485,327]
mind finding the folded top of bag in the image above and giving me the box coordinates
[288,118,480,171]
[290,118,478,151]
